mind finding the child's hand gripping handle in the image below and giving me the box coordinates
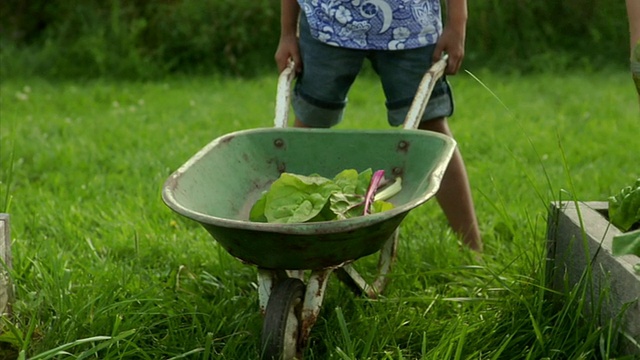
[274,60,297,128]
[403,54,449,130]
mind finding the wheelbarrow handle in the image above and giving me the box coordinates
[403,54,449,130]
[274,60,297,128]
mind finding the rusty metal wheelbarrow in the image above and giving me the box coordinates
[162,56,454,359]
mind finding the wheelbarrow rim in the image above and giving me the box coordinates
[162,127,455,236]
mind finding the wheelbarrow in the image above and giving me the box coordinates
[162,56,455,359]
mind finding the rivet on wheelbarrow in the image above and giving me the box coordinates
[397,140,410,152]
[274,138,285,148]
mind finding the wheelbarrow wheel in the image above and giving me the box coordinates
[261,278,306,360]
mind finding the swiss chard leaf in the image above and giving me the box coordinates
[608,178,640,231]
[249,192,268,222]
[329,192,364,220]
[263,173,339,223]
[612,229,640,257]
[333,168,371,196]
[249,169,399,223]
[371,199,395,214]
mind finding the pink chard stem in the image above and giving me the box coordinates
[364,170,385,215]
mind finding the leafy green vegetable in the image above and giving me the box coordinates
[608,178,640,231]
[249,169,400,223]
[612,229,640,257]
[609,178,640,273]
[376,177,402,202]
[612,229,640,274]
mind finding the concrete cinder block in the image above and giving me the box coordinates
[0,213,12,318]
[547,201,640,354]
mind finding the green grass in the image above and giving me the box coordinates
[0,69,638,359]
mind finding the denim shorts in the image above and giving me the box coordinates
[293,16,454,128]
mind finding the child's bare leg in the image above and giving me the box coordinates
[419,117,483,252]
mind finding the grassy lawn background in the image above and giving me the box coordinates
[0,69,639,358]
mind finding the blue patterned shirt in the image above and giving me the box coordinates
[298,0,443,50]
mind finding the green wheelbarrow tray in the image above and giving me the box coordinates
[162,127,455,270]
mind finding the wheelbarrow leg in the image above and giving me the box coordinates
[372,228,399,293]
[299,268,333,350]
[336,229,399,298]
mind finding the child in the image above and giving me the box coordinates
[275,0,482,252]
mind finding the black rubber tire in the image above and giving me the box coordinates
[260,278,306,360]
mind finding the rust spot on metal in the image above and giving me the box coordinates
[397,140,410,153]
[164,176,178,192]
[274,138,285,148]
[299,314,317,349]
[366,288,379,299]
[314,273,329,297]
[220,135,235,144]
[392,167,403,177]
[277,161,286,173]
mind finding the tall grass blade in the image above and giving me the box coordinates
[335,307,355,358]
[490,334,513,360]
[29,336,114,360]
[453,323,467,360]
[0,145,14,213]
[463,70,511,113]
[74,329,137,360]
